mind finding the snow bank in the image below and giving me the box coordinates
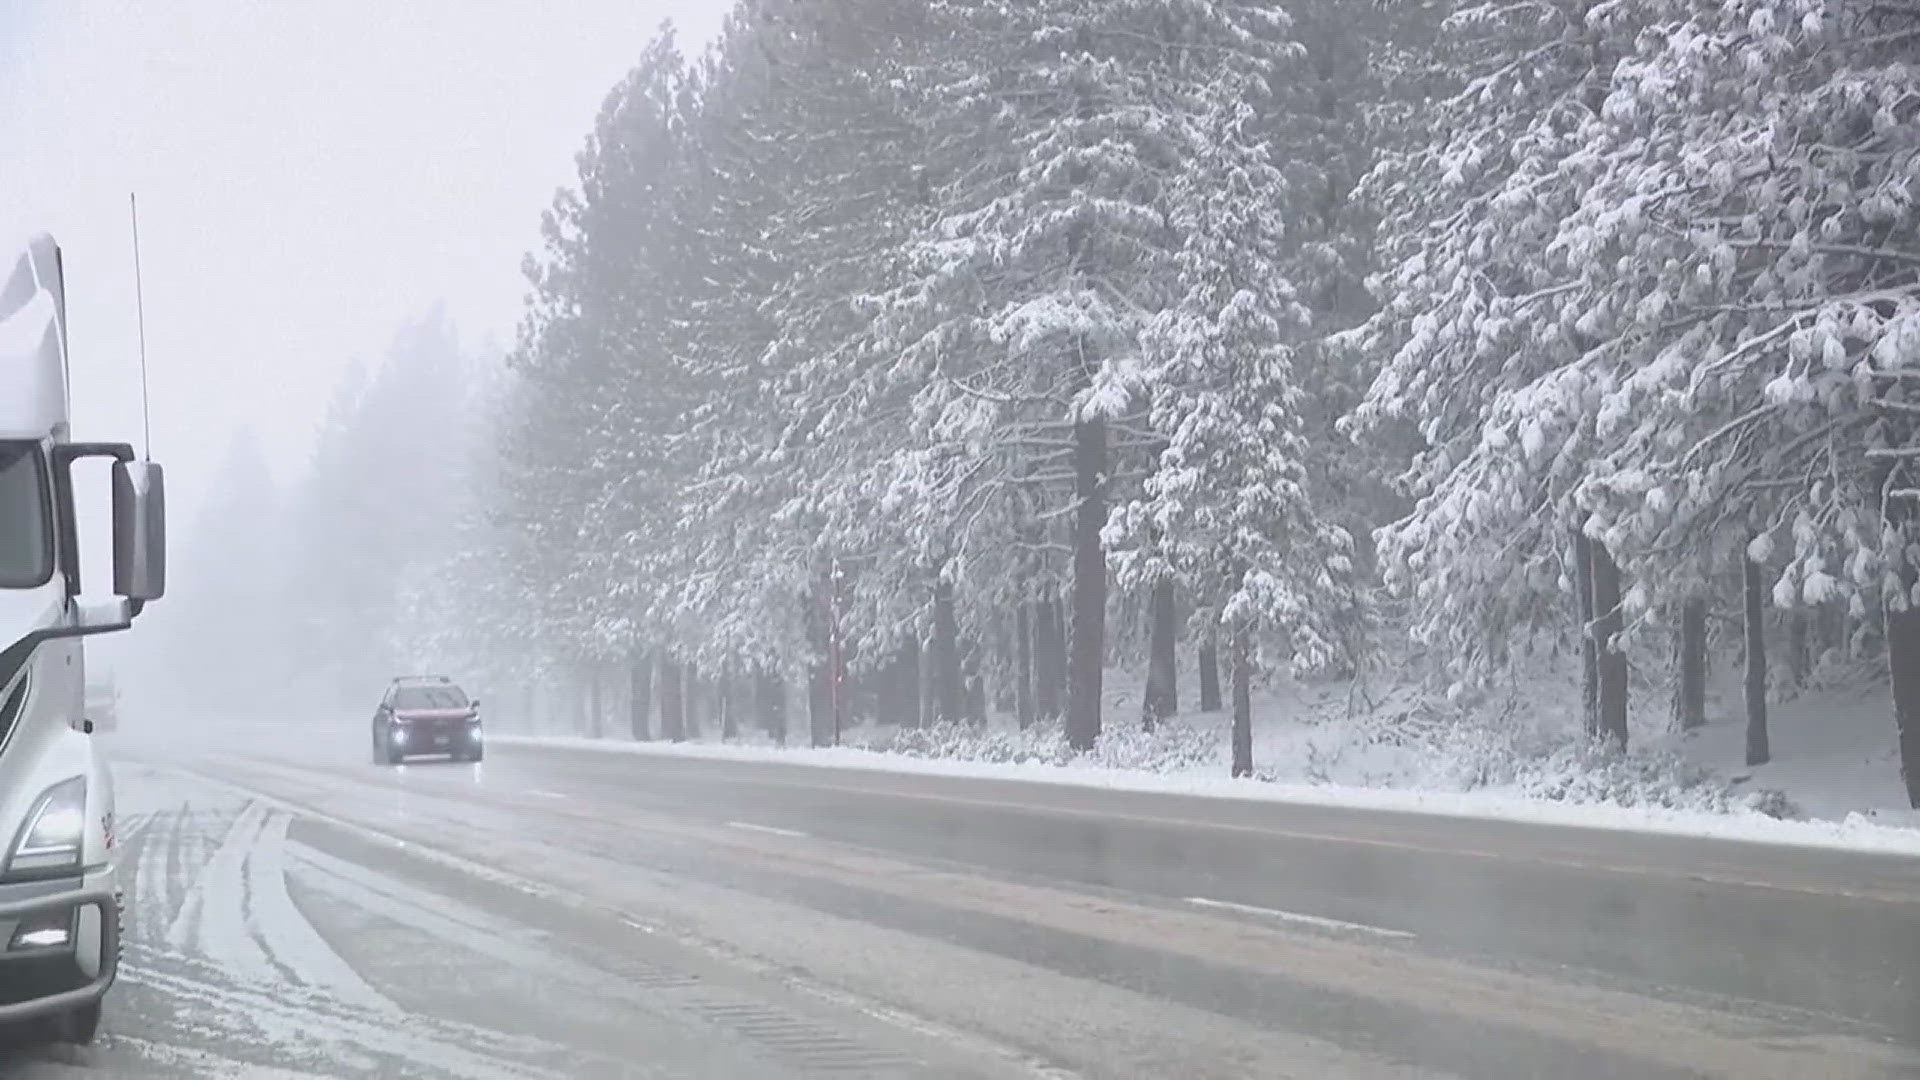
[489,648,1920,856]
[488,725,1920,855]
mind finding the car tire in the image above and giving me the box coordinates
[51,1000,101,1045]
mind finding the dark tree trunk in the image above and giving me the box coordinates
[932,575,963,725]
[918,637,936,730]
[801,573,834,747]
[1067,417,1108,752]
[721,675,739,741]
[808,653,832,748]
[687,667,706,740]
[1675,597,1707,733]
[585,665,604,738]
[1743,554,1771,767]
[1143,578,1178,730]
[1890,578,1920,808]
[898,640,923,728]
[1199,627,1222,713]
[1015,603,1036,729]
[1574,527,1599,740]
[755,670,786,746]
[629,652,652,741]
[962,637,986,726]
[1035,598,1064,722]
[1820,601,1847,660]
[1591,540,1629,750]
[659,657,685,742]
[991,619,1015,716]
[1230,622,1253,778]
[1787,610,1811,689]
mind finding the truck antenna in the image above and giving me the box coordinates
[129,193,153,459]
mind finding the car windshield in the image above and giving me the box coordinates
[392,685,468,710]
[0,440,51,588]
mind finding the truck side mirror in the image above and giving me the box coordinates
[111,460,165,605]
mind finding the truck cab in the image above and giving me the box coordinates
[0,233,166,1043]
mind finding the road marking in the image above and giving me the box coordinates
[528,789,569,800]
[711,773,1920,905]
[1184,896,1414,940]
[727,820,807,839]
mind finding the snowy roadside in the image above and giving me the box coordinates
[487,728,1920,857]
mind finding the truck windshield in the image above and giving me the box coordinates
[0,440,52,588]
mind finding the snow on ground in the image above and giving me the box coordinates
[494,649,1920,856]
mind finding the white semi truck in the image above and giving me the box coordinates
[0,233,165,1043]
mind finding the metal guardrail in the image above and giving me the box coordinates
[0,884,118,1024]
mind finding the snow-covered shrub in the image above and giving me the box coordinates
[1083,718,1222,773]
[868,716,1227,774]
[1508,739,1799,819]
[871,720,1073,766]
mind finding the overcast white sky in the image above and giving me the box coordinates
[0,0,728,525]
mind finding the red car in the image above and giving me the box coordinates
[371,676,483,764]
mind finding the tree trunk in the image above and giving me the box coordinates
[991,618,1016,716]
[918,636,936,730]
[1890,574,1920,808]
[585,665,604,738]
[898,640,923,728]
[1143,578,1178,730]
[1199,627,1222,713]
[1015,604,1036,729]
[1787,610,1811,689]
[932,575,963,725]
[1574,526,1599,740]
[1675,597,1707,733]
[1230,621,1252,778]
[715,675,734,741]
[962,637,986,726]
[1743,554,1770,767]
[1067,417,1107,752]
[679,664,702,737]
[808,651,832,748]
[659,657,685,743]
[1592,540,1629,750]
[756,669,786,746]
[629,652,652,741]
[1035,598,1064,722]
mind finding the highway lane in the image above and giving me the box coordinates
[479,739,1920,1043]
[0,756,1031,1079]
[80,722,1920,1079]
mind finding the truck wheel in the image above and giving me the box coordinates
[52,1000,101,1045]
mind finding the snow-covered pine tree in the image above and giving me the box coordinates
[846,0,1311,751]
[1564,0,1920,796]
[1348,0,1701,738]
[1357,0,1920,780]
[1104,7,1367,772]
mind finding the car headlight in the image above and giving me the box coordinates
[8,776,86,877]
[391,725,408,745]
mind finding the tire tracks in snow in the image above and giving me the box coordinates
[115,779,592,1079]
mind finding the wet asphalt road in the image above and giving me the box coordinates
[6,722,1920,1078]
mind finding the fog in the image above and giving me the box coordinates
[0,0,728,708]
